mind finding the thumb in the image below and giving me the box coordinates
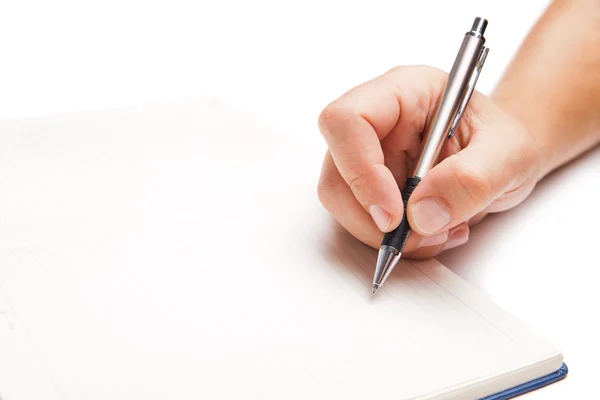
[406,127,536,235]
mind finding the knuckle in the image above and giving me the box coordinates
[387,65,449,99]
[409,65,448,85]
[387,65,406,75]
[452,157,493,204]
[347,171,369,200]
[388,64,446,80]
[455,107,479,145]
[318,103,354,138]
[420,65,446,79]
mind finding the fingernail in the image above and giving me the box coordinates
[411,197,451,234]
[418,231,448,248]
[369,205,392,232]
[444,228,469,250]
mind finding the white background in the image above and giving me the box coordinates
[1,0,598,398]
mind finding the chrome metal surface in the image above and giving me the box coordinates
[471,17,488,36]
[412,21,487,178]
[447,46,489,138]
[372,245,402,293]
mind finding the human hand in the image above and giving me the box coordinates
[317,66,542,259]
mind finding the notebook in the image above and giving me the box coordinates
[0,98,566,399]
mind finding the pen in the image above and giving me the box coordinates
[372,17,489,295]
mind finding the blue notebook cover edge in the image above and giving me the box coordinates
[479,363,568,400]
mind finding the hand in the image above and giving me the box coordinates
[317,66,542,259]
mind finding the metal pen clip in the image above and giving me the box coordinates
[447,46,489,138]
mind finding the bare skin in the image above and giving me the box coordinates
[317,0,600,259]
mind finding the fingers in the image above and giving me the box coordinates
[403,223,470,259]
[318,66,447,232]
[319,152,428,252]
[318,152,383,248]
[318,152,421,250]
[319,150,471,257]
[407,100,540,236]
[468,211,489,226]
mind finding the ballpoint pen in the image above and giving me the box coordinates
[372,17,490,295]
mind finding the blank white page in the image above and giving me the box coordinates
[0,99,562,400]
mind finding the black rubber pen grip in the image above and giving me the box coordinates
[382,176,422,252]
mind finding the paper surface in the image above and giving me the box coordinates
[0,99,561,399]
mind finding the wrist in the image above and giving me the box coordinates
[491,93,560,180]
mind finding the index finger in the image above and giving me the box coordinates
[317,65,446,232]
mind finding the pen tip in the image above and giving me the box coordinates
[372,285,379,295]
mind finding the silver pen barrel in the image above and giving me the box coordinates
[412,18,488,178]
[372,18,489,295]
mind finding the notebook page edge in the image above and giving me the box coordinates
[411,258,562,353]
[418,353,564,400]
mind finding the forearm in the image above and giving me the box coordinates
[492,0,600,178]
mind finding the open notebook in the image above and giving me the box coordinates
[0,99,565,399]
